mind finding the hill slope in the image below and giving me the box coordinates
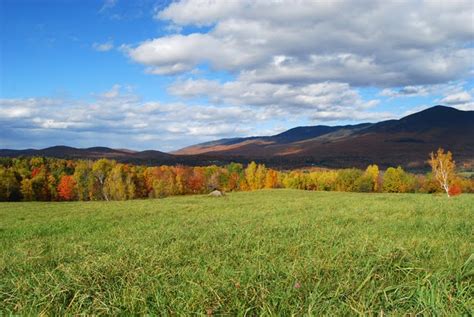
[175,106,474,169]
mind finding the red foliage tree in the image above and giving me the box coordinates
[187,168,205,193]
[58,175,76,201]
[31,167,42,178]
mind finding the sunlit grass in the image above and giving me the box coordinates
[1,190,473,315]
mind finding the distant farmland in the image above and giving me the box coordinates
[1,190,473,315]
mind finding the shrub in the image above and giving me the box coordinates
[382,166,415,193]
[354,174,374,192]
[448,184,462,196]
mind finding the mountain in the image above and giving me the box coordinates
[0,146,172,162]
[1,106,473,170]
[175,124,372,155]
[0,146,229,166]
[174,106,474,169]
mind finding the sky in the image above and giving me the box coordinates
[1,0,473,151]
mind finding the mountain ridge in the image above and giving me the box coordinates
[1,106,473,170]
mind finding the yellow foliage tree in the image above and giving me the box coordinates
[244,162,258,190]
[365,164,379,192]
[264,169,279,188]
[429,148,455,197]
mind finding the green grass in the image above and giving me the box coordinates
[1,190,473,315]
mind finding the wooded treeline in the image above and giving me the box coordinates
[0,157,472,201]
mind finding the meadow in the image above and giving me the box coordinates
[1,190,473,315]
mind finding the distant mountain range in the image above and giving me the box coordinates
[2,106,473,170]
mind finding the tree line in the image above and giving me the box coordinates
[0,150,472,201]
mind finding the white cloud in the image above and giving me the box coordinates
[100,84,122,98]
[0,86,272,150]
[380,86,430,98]
[169,78,385,121]
[438,90,474,110]
[0,84,395,150]
[125,0,474,86]
[439,91,472,105]
[99,0,117,13]
[92,41,114,52]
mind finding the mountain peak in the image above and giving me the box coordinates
[401,105,470,123]
[416,105,461,114]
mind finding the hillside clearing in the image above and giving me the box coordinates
[0,190,473,315]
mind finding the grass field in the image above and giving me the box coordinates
[1,190,473,315]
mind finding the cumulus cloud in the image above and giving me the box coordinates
[438,89,474,110]
[380,86,431,98]
[169,78,382,118]
[381,82,474,111]
[439,91,472,105]
[124,0,474,86]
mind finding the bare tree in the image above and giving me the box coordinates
[429,148,455,197]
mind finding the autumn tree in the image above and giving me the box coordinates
[29,167,52,201]
[382,166,415,193]
[0,167,21,201]
[58,175,77,200]
[20,178,34,201]
[47,174,58,201]
[244,162,267,190]
[73,160,93,201]
[429,148,456,197]
[92,159,113,200]
[255,164,267,190]
[132,166,148,199]
[205,166,221,191]
[335,169,363,192]
[225,163,243,191]
[104,164,137,200]
[264,169,279,188]
[244,161,258,190]
[354,174,374,192]
[187,167,206,194]
[175,165,189,195]
[365,164,380,192]
[147,166,177,197]
[283,171,308,190]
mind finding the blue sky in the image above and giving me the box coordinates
[1,0,473,151]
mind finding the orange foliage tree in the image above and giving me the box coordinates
[58,175,76,201]
[265,169,279,188]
